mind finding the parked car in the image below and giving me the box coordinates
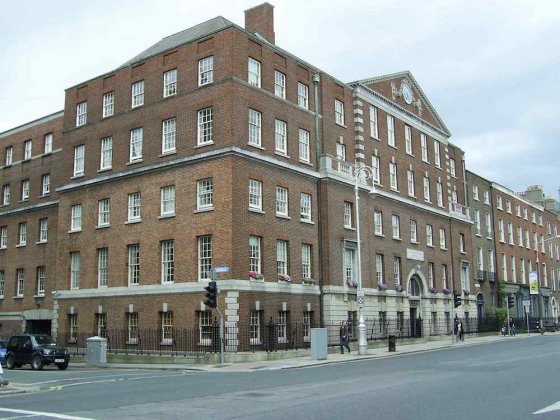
[0,339,7,366]
[5,334,70,370]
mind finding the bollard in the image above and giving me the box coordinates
[388,335,396,352]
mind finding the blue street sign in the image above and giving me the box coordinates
[215,267,230,273]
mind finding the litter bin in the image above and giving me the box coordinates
[388,335,396,352]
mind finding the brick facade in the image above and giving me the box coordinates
[1,3,558,344]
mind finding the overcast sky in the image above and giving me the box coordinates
[1,0,558,200]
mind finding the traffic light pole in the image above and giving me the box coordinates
[215,306,225,365]
[505,296,511,336]
[204,272,224,364]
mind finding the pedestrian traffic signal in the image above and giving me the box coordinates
[204,281,217,308]
[508,295,515,308]
[453,292,462,308]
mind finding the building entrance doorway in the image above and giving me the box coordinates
[477,293,485,319]
[25,320,52,335]
[408,275,423,337]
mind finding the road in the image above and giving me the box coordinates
[1,335,559,419]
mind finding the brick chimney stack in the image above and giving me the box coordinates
[245,3,275,44]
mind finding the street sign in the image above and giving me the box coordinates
[523,300,531,308]
[214,266,230,273]
[356,290,365,306]
[523,295,530,301]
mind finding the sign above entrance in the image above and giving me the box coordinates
[406,249,424,261]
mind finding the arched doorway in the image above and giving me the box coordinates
[408,275,423,338]
[476,293,485,319]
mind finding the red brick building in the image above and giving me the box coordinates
[0,3,480,346]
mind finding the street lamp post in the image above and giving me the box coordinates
[535,235,560,331]
[354,165,375,356]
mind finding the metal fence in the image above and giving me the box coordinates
[58,322,318,357]
[4,315,559,357]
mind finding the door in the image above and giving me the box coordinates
[20,336,34,365]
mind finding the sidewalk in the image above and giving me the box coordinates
[116,333,533,372]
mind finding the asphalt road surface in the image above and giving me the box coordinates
[1,335,559,419]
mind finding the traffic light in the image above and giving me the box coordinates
[453,291,462,308]
[204,281,217,308]
[508,294,515,308]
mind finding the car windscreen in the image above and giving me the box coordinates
[33,336,57,346]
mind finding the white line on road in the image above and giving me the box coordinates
[0,407,93,420]
[534,400,560,415]
[13,371,192,386]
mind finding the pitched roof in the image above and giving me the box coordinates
[118,16,234,69]
[349,70,451,137]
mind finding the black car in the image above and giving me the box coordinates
[5,334,70,370]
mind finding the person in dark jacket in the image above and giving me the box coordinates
[339,321,351,354]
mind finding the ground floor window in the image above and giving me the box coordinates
[96,313,107,338]
[250,310,262,345]
[199,311,213,346]
[68,314,78,343]
[396,311,404,335]
[303,311,313,342]
[378,311,387,335]
[277,311,288,344]
[161,312,173,345]
[127,312,138,344]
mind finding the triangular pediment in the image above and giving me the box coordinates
[349,71,450,137]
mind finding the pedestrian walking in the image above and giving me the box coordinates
[339,321,351,354]
[509,318,516,336]
[454,319,463,342]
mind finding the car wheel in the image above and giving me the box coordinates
[5,355,15,370]
[56,361,69,370]
[31,355,44,371]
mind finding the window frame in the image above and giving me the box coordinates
[128,244,140,285]
[198,56,214,86]
[97,247,108,288]
[131,80,145,107]
[248,109,262,147]
[197,108,213,146]
[102,92,114,118]
[44,133,53,154]
[298,82,309,109]
[161,240,175,283]
[76,102,87,127]
[129,128,143,162]
[300,193,312,222]
[162,118,177,154]
[160,186,176,217]
[248,57,261,87]
[335,100,345,126]
[70,252,80,290]
[127,192,141,223]
[198,235,213,280]
[274,70,286,99]
[163,69,177,98]
[197,178,214,211]
[100,137,113,170]
[73,145,85,177]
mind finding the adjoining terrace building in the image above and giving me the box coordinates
[0,3,476,347]
[466,173,560,322]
